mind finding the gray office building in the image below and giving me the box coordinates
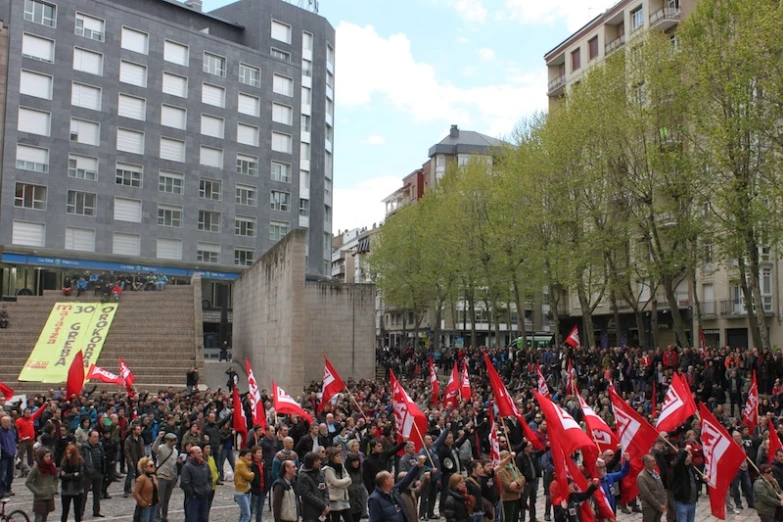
[0,0,335,301]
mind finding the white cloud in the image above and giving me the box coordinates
[453,0,487,23]
[335,22,548,137]
[478,47,495,61]
[500,0,620,32]
[333,176,401,232]
[457,36,470,44]
[360,135,386,146]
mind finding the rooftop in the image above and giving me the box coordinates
[543,0,628,61]
[428,125,504,157]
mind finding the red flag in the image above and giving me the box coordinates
[245,359,267,429]
[272,382,313,423]
[483,353,544,450]
[460,361,472,401]
[534,391,597,474]
[609,386,659,504]
[119,358,135,395]
[700,403,747,520]
[443,363,459,408]
[232,384,248,438]
[578,394,619,453]
[66,351,85,400]
[743,371,758,434]
[656,373,697,432]
[565,325,580,348]
[566,359,578,395]
[86,365,124,386]
[769,428,783,466]
[389,370,428,451]
[548,417,571,505]
[537,366,550,397]
[0,381,14,401]
[429,358,439,407]
[320,356,347,411]
[489,407,500,467]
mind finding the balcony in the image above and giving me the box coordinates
[701,300,716,317]
[547,74,566,96]
[649,6,681,30]
[605,35,626,55]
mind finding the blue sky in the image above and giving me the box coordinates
[202,0,618,231]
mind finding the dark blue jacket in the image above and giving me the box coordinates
[368,466,421,522]
[0,427,16,459]
[599,460,630,513]
[419,429,448,481]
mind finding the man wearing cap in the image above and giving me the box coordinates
[154,431,179,522]
[753,464,783,522]
[124,424,144,498]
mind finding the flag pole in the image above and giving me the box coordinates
[412,421,436,469]
[661,436,708,481]
[343,387,370,424]
[500,418,524,476]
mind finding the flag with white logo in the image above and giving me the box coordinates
[320,356,346,412]
[272,382,313,423]
[700,403,747,519]
[656,373,697,432]
[245,358,267,429]
[578,394,618,453]
[390,370,428,451]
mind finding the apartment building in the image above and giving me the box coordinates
[543,0,783,350]
[0,0,335,309]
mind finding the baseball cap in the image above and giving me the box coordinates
[164,433,177,441]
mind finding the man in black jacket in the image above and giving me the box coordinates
[364,438,407,493]
[296,423,332,460]
[516,440,541,522]
[298,451,330,521]
[671,448,698,522]
[180,446,213,522]
[81,430,106,518]
[202,411,231,481]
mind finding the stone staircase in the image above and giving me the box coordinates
[0,282,203,395]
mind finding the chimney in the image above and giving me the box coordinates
[185,0,203,11]
[449,124,459,138]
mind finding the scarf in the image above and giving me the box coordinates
[39,460,57,476]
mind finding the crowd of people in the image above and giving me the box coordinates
[62,271,171,301]
[1,341,782,522]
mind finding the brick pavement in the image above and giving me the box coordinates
[1,473,760,522]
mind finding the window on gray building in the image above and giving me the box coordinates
[161,105,187,130]
[200,146,223,168]
[235,184,257,207]
[237,154,258,176]
[271,161,291,183]
[65,227,95,252]
[235,217,256,237]
[116,128,144,154]
[21,70,53,100]
[15,183,47,210]
[271,20,292,44]
[156,238,182,260]
[113,233,140,256]
[164,40,189,66]
[198,210,221,232]
[273,74,293,97]
[269,221,289,242]
[197,243,220,263]
[299,198,309,217]
[234,248,255,267]
[239,64,260,88]
[159,170,184,194]
[19,107,51,136]
[160,138,185,161]
[17,145,49,173]
[68,154,97,180]
[73,47,103,75]
[199,179,222,200]
[71,119,100,146]
[22,34,55,63]
[121,27,149,55]
[66,190,96,216]
[270,190,290,212]
[302,32,313,51]
[120,61,147,87]
[272,103,293,125]
[71,82,101,110]
[202,83,226,108]
[115,163,142,188]
[162,73,188,98]
[25,0,56,28]
[238,93,260,116]
[271,131,292,154]
[302,59,312,77]
[237,123,259,146]
[271,48,291,62]
[75,13,104,41]
[118,94,146,121]
[157,204,182,227]
[201,114,224,139]
[203,52,226,77]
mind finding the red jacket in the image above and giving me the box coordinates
[662,350,678,369]
[15,405,45,441]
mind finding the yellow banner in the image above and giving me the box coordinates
[18,303,119,383]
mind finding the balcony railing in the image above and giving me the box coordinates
[649,6,681,27]
[701,300,716,316]
[605,35,626,55]
[547,75,566,94]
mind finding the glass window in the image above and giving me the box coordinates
[19,107,51,136]
[632,6,644,30]
[302,59,312,77]
[203,52,226,77]
[66,190,95,216]
[271,48,291,62]
[270,220,289,241]
[159,137,186,162]
[272,104,293,125]
[235,217,256,237]
[273,74,294,97]
[237,123,259,146]
[239,64,260,87]
[17,144,49,173]
[121,27,148,54]
[234,248,255,267]
[270,190,290,211]
[161,105,187,130]
[197,243,220,263]
[299,198,310,217]
[25,0,56,27]
[201,114,225,139]
[271,20,292,44]
[116,128,144,154]
[73,47,103,75]
[119,61,147,87]
[162,73,188,98]
[117,93,146,120]
[14,183,47,210]
[301,114,311,132]
[200,146,223,168]
[199,179,222,200]
[115,163,142,187]
[22,33,54,62]
[21,70,53,100]
[68,154,97,180]
[238,93,261,116]
[65,227,95,252]
[271,132,292,153]
[198,210,221,232]
[236,184,257,206]
[157,205,182,227]
[271,162,291,183]
[159,171,184,194]
[237,154,258,176]
[164,40,189,66]
[75,13,104,41]
[302,32,313,50]
[302,86,312,106]
[202,83,225,108]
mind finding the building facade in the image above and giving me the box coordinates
[0,0,335,307]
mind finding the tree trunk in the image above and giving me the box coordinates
[738,258,764,350]
[691,270,702,350]
[412,308,419,352]
[661,274,688,347]
[401,312,408,354]
[576,282,595,349]
[493,300,501,348]
[433,301,443,354]
[651,298,659,349]
[610,289,621,347]
[635,311,646,349]
[745,240,771,351]
[551,293,562,347]
[512,279,527,349]
[468,292,477,349]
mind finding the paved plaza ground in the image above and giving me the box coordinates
[1,474,758,522]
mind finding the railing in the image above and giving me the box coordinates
[650,6,681,25]
[605,35,626,55]
[548,75,566,93]
[701,300,716,316]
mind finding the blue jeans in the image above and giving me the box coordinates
[674,501,695,522]
[236,493,251,522]
[731,468,754,508]
[139,506,156,522]
[251,493,265,522]
[219,447,235,480]
[0,457,13,497]
[185,498,210,522]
